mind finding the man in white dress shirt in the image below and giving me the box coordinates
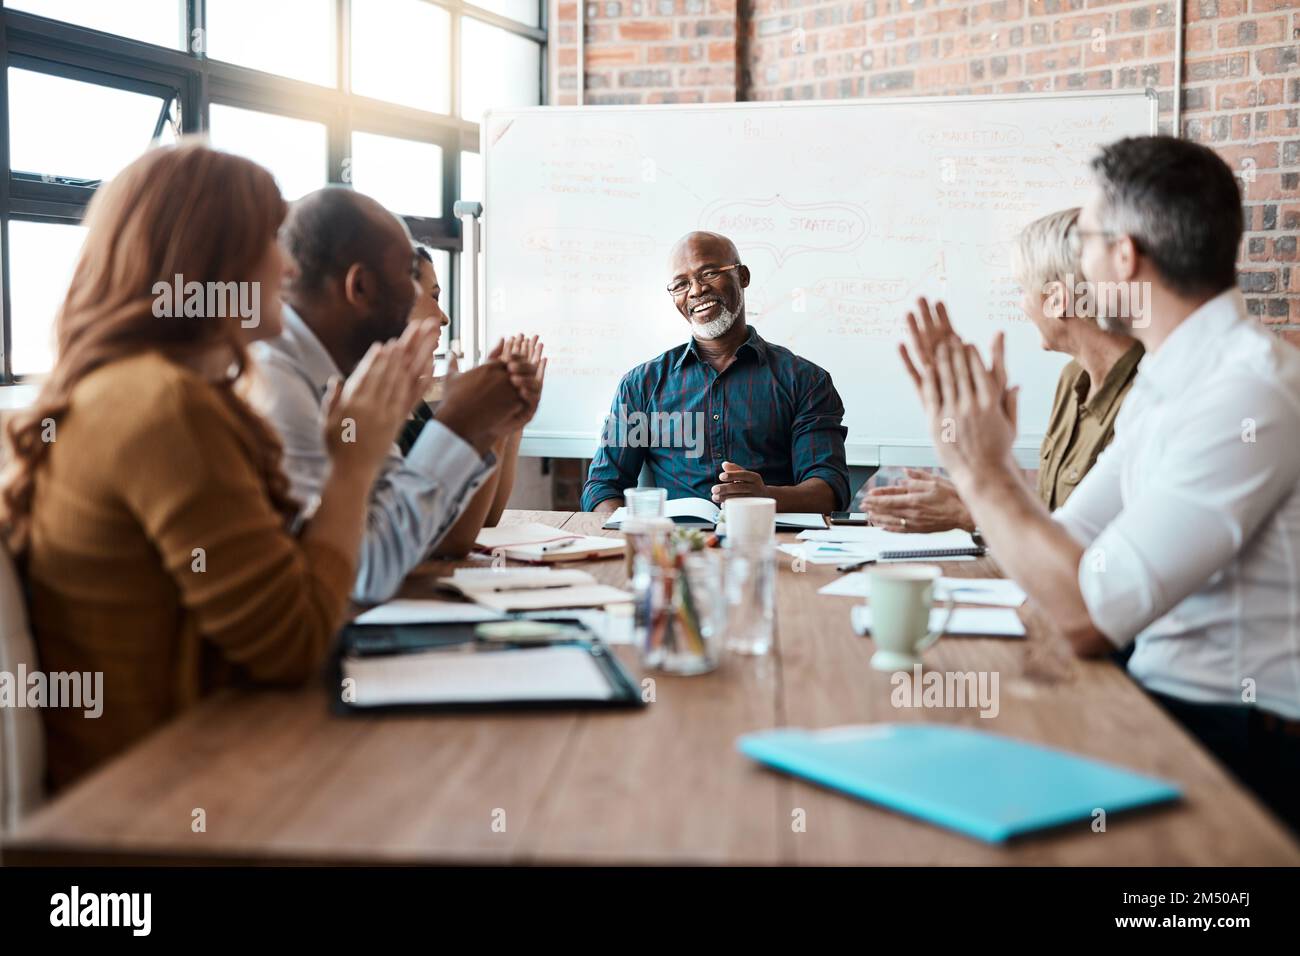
[900,136,1300,833]
[251,187,540,604]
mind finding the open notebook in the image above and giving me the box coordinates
[472,522,625,563]
[436,567,633,612]
[602,497,826,532]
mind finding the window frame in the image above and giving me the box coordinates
[0,0,545,383]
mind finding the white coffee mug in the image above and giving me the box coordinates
[723,497,776,549]
[864,565,954,671]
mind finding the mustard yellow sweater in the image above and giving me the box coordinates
[24,352,355,791]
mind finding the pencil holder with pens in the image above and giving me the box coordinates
[631,528,725,675]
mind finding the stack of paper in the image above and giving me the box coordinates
[474,522,575,550]
[345,644,617,707]
[603,499,828,532]
[818,574,1027,608]
[436,567,632,613]
[473,522,625,563]
[781,526,981,567]
[353,599,505,626]
[850,604,1026,638]
[797,527,977,549]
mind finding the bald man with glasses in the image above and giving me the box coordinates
[582,230,849,515]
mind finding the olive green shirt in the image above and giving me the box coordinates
[1037,341,1145,511]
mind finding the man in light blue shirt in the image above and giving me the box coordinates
[251,187,538,603]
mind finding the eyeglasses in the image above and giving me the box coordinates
[1068,223,1122,250]
[666,263,742,296]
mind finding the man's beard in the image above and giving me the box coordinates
[371,278,414,341]
[692,305,737,340]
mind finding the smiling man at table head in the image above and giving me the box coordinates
[899,135,1300,834]
[581,230,850,515]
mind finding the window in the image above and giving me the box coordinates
[460,150,483,203]
[350,132,444,219]
[206,0,336,87]
[351,0,451,115]
[460,17,541,124]
[207,104,329,202]
[0,1,545,382]
[8,68,173,184]
[470,0,541,29]
[5,0,185,50]
[7,221,87,377]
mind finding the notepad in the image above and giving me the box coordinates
[737,724,1182,843]
[468,584,633,613]
[603,498,719,529]
[779,543,878,566]
[603,498,828,532]
[439,567,597,594]
[492,536,626,564]
[851,604,1026,638]
[798,527,977,549]
[474,522,577,550]
[353,600,505,626]
[344,644,617,707]
[937,577,1027,607]
[819,574,1028,608]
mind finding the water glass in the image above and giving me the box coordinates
[724,542,776,656]
[635,548,724,675]
[625,486,667,519]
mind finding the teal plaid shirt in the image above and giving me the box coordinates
[582,327,849,511]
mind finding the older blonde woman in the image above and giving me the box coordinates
[866,207,1144,532]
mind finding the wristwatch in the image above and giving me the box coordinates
[970,527,986,548]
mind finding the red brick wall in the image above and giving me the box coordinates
[552,0,1300,326]
[550,0,740,103]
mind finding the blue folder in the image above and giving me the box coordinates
[737,724,1182,843]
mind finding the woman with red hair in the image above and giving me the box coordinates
[1,141,437,790]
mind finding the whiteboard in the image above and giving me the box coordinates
[481,91,1156,466]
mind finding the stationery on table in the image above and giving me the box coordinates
[336,617,642,713]
[602,497,828,532]
[438,567,595,595]
[436,566,632,613]
[472,522,625,563]
[818,574,1027,608]
[937,577,1027,607]
[737,724,1182,843]
[851,603,1026,638]
[799,527,977,548]
[792,527,984,570]
[352,599,505,626]
[778,542,879,566]
[779,542,980,568]
[354,595,633,645]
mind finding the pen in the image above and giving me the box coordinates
[538,538,580,554]
[836,558,877,573]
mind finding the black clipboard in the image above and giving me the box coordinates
[331,617,644,716]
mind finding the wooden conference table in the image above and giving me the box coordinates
[6,509,1299,865]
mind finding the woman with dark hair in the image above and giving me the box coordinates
[1,141,436,790]
[404,244,544,557]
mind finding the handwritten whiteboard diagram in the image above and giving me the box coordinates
[482,91,1156,465]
